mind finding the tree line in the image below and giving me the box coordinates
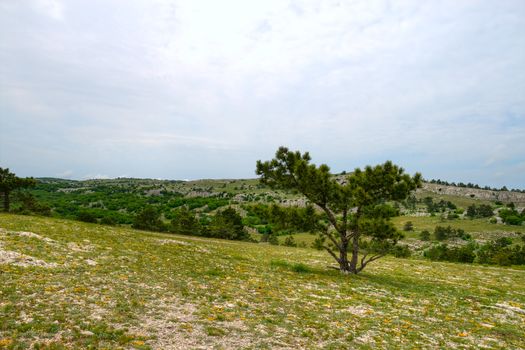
[428,178,525,193]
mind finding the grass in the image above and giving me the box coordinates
[392,216,525,240]
[1,213,525,349]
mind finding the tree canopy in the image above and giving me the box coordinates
[0,167,36,212]
[256,147,421,274]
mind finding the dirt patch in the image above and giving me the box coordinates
[67,241,95,252]
[0,243,58,268]
[155,239,192,246]
[128,299,253,350]
[0,228,56,244]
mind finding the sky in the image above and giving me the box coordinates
[1,0,524,188]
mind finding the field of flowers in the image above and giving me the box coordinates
[1,213,524,349]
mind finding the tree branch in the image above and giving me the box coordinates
[318,204,342,234]
[359,252,368,268]
[321,228,341,250]
[323,245,339,263]
[357,253,385,273]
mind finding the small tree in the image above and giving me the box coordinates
[0,167,36,212]
[208,207,250,241]
[403,221,414,231]
[420,230,431,241]
[256,147,421,274]
[132,206,165,232]
[283,235,297,247]
[171,206,200,236]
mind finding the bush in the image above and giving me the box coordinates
[420,230,431,241]
[505,215,523,226]
[311,235,326,250]
[132,206,166,232]
[13,192,51,216]
[391,245,411,258]
[475,239,525,266]
[424,242,476,263]
[450,243,476,263]
[171,207,200,236]
[100,216,117,225]
[207,207,250,241]
[77,211,97,223]
[424,244,449,261]
[499,208,524,225]
[403,221,414,231]
[433,225,470,241]
[283,235,297,247]
[268,233,279,245]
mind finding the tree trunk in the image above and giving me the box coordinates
[338,245,349,272]
[2,190,9,212]
[349,234,360,274]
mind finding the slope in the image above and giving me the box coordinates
[0,213,524,349]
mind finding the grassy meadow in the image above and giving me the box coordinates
[1,213,525,349]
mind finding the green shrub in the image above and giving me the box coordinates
[100,216,117,225]
[391,245,411,258]
[132,206,166,232]
[311,235,326,250]
[207,207,250,241]
[268,233,279,245]
[420,230,431,241]
[77,211,97,223]
[283,235,297,247]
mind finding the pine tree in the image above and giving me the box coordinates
[0,167,36,212]
[256,147,421,274]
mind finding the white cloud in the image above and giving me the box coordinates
[33,0,64,20]
[56,170,73,178]
[0,0,524,187]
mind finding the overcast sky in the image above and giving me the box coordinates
[1,0,524,188]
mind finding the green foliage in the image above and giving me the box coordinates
[311,235,326,250]
[283,235,297,247]
[132,206,166,232]
[424,242,477,263]
[390,244,412,258]
[270,259,311,273]
[433,225,471,241]
[244,203,324,234]
[423,237,525,266]
[419,230,431,241]
[77,211,98,223]
[168,196,229,211]
[207,207,250,241]
[268,233,279,245]
[170,206,201,236]
[12,192,51,216]
[100,216,117,226]
[403,221,414,231]
[423,197,456,214]
[476,238,525,266]
[0,167,37,211]
[466,204,494,218]
[499,208,524,225]
[256,146,421,273]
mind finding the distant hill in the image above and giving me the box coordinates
[36,177,525,205]
[420,182,525,204]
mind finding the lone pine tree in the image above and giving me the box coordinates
[256,147,421,274]
[0,167,36,212]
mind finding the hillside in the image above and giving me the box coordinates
[1,213,524,349]
[420,183,525,205]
